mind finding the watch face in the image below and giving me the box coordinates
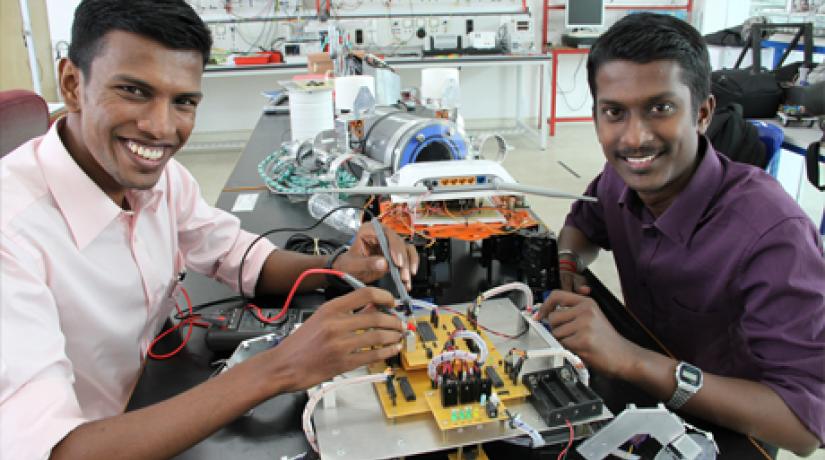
[680,364,702,386]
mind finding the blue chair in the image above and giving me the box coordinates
[748,120,784,177]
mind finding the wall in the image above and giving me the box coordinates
[1,0,58,100]
[37,0,755,138]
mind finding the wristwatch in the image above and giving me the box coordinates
[667,361,703,409]
[324,245,351,290]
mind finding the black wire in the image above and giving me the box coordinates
[284,233,341,256]
[174,295,244,320]
[237,204,375,302]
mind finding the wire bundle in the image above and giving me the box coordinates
[258,147,359,194]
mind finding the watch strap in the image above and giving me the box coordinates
[324,245,352,290]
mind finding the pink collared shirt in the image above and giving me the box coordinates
[0,121,276,459]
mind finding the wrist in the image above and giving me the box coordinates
[558,249,582,273]
[324,246,352,290]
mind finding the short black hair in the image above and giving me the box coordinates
[68,0,212,77]
[587,13,711,113]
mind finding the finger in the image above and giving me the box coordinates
[545,289,588,308]
[347,329,404,351]
[322,287,395,315]
[406,244,419,275]
[572,276,591,295]
[548,316,578,341]
[546,305,581,329]
[347,343,403,367]
[340,309,404,332]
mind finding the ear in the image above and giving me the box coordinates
[59,58,83,113]
[696,94,715,135]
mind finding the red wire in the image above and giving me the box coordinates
[247,268,347,324]
[557,419,574,460]
[148,269,349,360]
[148,287,210,360]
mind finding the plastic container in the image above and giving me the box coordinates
[234,54,269,65]
[307,193,362,236]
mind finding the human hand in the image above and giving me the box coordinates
[559,270,591,295]
[534,290,640,379]
[333,220,419,290]
[270,287,404,392]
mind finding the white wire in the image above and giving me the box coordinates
[302,370,391,452]
[525,348,590,386]
[426,349,478,381]
[511,414,546,448]
[408,298,438,311]
[481,282,534,311]
[451,330,488,365]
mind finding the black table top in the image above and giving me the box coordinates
[128,113,773,459]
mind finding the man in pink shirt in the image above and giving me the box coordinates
[0,0,418,458]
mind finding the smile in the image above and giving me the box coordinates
[124,139,166,161]
[620,151,662,170]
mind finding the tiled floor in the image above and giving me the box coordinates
[175,122,822,460]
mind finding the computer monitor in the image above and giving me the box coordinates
[565,0,605,29]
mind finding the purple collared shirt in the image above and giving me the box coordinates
[567,138,825,443]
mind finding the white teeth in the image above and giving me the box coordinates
[126,140,164,161]
[626,154,657,164]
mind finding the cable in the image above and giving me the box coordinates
[427,349,478,381]
[303,370,391,452]
[236,204,374,303]
[481,281,534,311]
[557,419,574,460]
[148,287,211,360]
[284,233,341,256]
[247,268,352,325]
[175,295,244,320]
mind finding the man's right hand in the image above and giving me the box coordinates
[560,269,591,295]
[265,287,404,392]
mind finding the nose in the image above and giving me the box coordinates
[136,100,175,140]
[620,113,655,149]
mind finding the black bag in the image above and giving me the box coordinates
[704,27,746,47]
[706,103,768,168]
[711,69,783,118]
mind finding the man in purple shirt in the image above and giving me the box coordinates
[534,13,824,456]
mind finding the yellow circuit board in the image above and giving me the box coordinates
[368,312,530,431]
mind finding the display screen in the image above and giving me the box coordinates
[680,365,702,386]
[566,0,605,28]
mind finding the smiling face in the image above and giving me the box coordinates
[59,30,204,206]
[593,60,713,214]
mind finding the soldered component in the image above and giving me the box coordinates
[485,366,505,388]
[417,321,438,342]
[386,375,398,406]
[441,379,459,407]
[452,316,466,331]
[398,376,416,402]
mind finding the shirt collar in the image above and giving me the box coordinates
[616,136,724,246]
[37,120,164,249]
[654,136,723,246]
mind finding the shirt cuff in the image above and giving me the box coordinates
[238,236,278,297]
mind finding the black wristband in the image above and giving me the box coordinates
[324,245,352,291]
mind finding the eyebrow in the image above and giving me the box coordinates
[112,74,203,99]
[598,91,680,106]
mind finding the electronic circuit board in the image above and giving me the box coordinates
[367,311,530,432]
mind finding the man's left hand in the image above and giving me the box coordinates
[535,290,643,380]
[332,221,419,290]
